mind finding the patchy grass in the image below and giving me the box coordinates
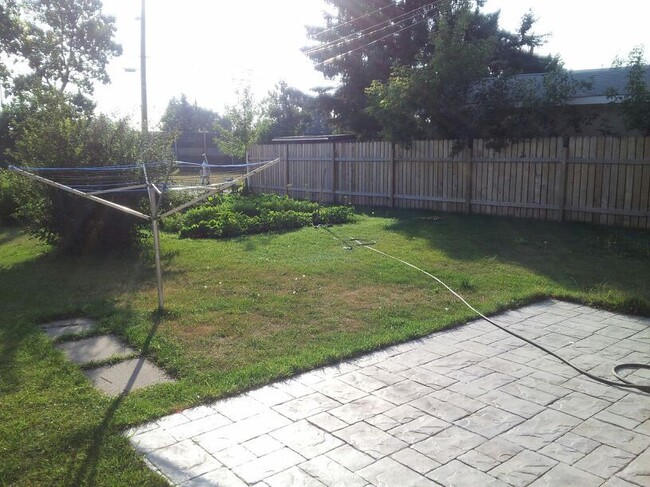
[1,212,649,485]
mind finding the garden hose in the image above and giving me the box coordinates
[317,225,650,394]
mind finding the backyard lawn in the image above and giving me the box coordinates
[1,209,649,486]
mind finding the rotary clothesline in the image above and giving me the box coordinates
[11,160,271,193]
[9,158,281,310]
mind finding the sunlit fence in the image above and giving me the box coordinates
[249,136,650,229]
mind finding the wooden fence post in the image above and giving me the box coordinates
[332,141,337,203]
[390,142,396,208]
[284,143,290,196]
[558,137,569,221]
[465,142,473,214]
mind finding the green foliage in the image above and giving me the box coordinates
[0,169,19,224]
[8,89,174,253]
[1,0,121,97]
[607,47,650,135]
[159,94,227,133]
[307,0,442,137]
[256,81,330,143]
[365,4,582,147]
[313,205,355,225]
[311,1,558,140]
[215,84,259,159]
[175,194,354,239]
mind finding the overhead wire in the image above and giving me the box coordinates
[305,0,440,57]
[309,2,394,41]
[315,13,434,67]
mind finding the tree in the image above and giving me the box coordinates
[365,3,570,147]
[306,0,444,137]
[0,0,121,97]
[256,81,329,143]
[214,84,259,160]
[159,94,226,133]
[308,0,557,140]
[8,89,173,253]
[0,0,21,83]
[607,47,650,135]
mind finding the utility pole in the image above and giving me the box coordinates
[140,0,148,135]
[140,0,160,310]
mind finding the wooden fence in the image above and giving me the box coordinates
[248,136,650,229]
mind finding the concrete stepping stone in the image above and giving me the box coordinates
[85,358,174,396]
[40,317,98,339]
[56,335,136,365]
[40,317,175,395]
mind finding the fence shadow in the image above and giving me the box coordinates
[384,210,650,308]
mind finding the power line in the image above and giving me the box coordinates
[310,2,394,40]
[306,1,440,57]
[315,13,434,67]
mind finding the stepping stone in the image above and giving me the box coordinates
[85,358,174,395]
[56,335,136,365]
[40,317,97,338]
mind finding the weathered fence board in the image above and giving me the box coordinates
[248,136,650,229]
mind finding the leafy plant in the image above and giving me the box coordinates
[174,194,354,239]
[607,47,650,135]
[9,90,174,253]
[0,169,19,225]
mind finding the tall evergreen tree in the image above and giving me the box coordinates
[306,0,444,137]
[307,0,555,140]
[366,3,557,145]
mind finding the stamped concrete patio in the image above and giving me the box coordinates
[127,300,650,486]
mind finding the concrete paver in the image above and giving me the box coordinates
[126,300,650,486]
[85,357,175,395]
[40,317,98,338]
[57,334,136,364]
[42,319,177,395]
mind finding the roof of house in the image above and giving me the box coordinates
[511,66,650,105]
[271,134,356,144]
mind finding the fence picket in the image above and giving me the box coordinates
[248,136,650,229]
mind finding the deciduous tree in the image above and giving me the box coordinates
[607,47,650,135]
[365,2,575,147]
[256,81,329,143]
[0,0,121,97]
[215,84,259,160]
[308,0,560,142]
[160,94,226,133]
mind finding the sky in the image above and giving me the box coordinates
[93,0,650,128]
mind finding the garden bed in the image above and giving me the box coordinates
[163,193,354,239]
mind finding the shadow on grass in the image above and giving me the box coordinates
[381,209,650,312]
[0,239,182,485]
[0,226,24,247]
[67,310,165,487]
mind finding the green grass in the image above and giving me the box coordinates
[1,211,649,485]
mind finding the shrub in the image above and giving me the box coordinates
[179,219,223,239]
[174,194,354,239]
[0,169,20,225]
[8,90,174,253]
[313,206,354,225]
